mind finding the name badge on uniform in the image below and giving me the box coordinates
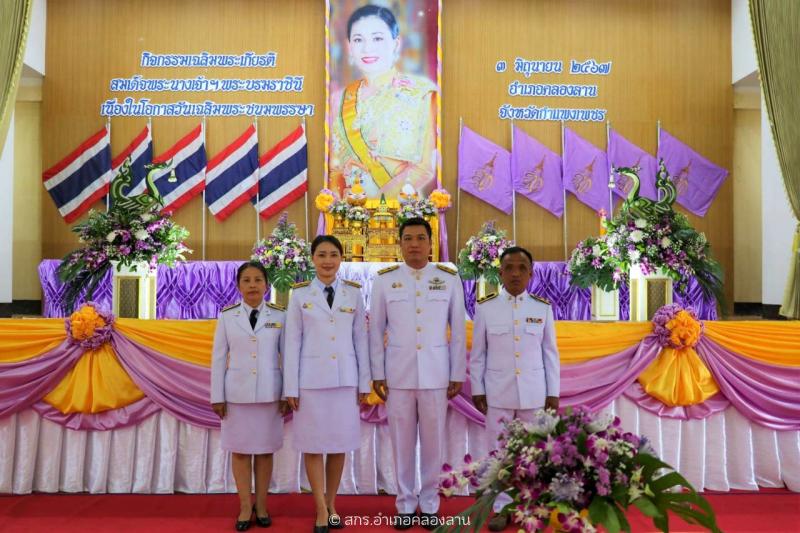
[338,306,355,314]
[302,302,313,309]
[391,282,403,289]
[428,277,446,290]
[264,322,282,328]
[526,317,543,324]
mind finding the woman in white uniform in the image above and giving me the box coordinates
[284,235,371,533]
[211,261,287,531]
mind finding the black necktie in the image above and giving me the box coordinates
[249,309,258,330]
[324,286,334,308]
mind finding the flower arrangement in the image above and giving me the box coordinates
[396,198,437,224]
[56,182,191,313]
[314,188,336,212]
[439,407,720,533]
[345,205,370,223]
[329,199,351,218]
[251,212,314,292]
[652,303,703,349]
[65,302,114,350]
[428,187,452,211]
[567,164,723,304]
[456,221,513,284]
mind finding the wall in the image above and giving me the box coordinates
[40,0,734,306]
[732,96,761,303]
[731,0,757,83]
[0,115,13,302]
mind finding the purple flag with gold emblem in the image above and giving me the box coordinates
[511,126,564,218]
[608,129,658,202]
[458,125,513,214]
[657,129,728,217]
[562,128,608,213]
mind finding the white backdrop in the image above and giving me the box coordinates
[1,396,798,495]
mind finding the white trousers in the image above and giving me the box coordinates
[386,388,448,514]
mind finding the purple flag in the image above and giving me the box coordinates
[562,128,609,213]
[458,125,513,214]
[657,129,728,217]
[607,129,658,202]
[511,126,564,218]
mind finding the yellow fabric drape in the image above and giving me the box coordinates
[703,321,800,367]
[43,343,144,413]
[555,321,652,363]
[114,318,216,365]
[0,319,66,362]
[637,347,720,406]
[0,0,32,150]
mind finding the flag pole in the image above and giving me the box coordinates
[656,119,662,202]
[201,117,207,261]
[606,120,613,217]
[106,116,111,211]
[254,117,261,243]
[456,117,463,251]
[510,119,516,242]
[302,117,309,241]
[561,120,568,261]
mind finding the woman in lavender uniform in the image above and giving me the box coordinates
[284,235,371,533]
[211,261,287,531]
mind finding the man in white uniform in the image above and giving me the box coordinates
[369,217,467,530]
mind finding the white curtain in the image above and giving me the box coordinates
[1,397,798,494]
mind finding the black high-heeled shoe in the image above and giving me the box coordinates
[234,506,255,531]
[313,525,329,533]
[327,509,345,529]
[254,506,272,528]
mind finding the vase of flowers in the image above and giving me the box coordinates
[346,205,370,230]
[56,185,191,317]
[439,407,720,533]
[251,212,314,308]
[396,198,438,224]
[457,221,512,299]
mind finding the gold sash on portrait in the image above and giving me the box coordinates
[340,80,393,188]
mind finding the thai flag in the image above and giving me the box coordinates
[42,126,112,222]
[205,125,259,221]
[253,124,308,219]
[151,124,207,213]
[111,125,153,197]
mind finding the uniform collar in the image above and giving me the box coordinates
[241,300,266,315]
[501,287,528,304]
[401,262,430,277]
[312,276,339,292]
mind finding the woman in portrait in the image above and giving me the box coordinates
[211,261,287,531]
[330,4,438,199]
[283,235,371,533]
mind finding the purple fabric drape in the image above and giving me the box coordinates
[31,397,162,431]
[110,332,219,429]
[0,340,85,419]
[39,260,716,321]
[438,212,449,262]
[697,338,800,431]
[316,212,326,237]
[622,382,730,420]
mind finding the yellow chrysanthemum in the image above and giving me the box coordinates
[429,190,452,210]
[68,305,107,340]
[666,310,702,348]
[314,192,335,212]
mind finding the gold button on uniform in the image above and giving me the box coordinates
[252,370,257,374]
[515,369,521,375]
[329,318,335,323]
[416,291,421,297]
[331,355,337,360]
[515,351,520,357]
[416,326,422,332]
[416,344,422,350]
[250,337,257,342]
[514,320,519,326]
[331,336,336,341]
[251,352,257,357]
[416,308,421,314]
[514,336,520,341]
[252,354,256,359]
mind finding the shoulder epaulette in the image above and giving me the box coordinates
[265,302,286,312]
[292,280,311,289]
[221,302,241,312]
[436,264,457,275]
[343,279,362,289]
[378,265,400,275]
[477,292,498,304]
[530,294,550,305]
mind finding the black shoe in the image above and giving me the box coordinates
[328,511,345,529]
[235,506,254,531]
[419,512,440,531]
[313,526,329,533]
[393,513,416,530]
[254,507,272,528]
